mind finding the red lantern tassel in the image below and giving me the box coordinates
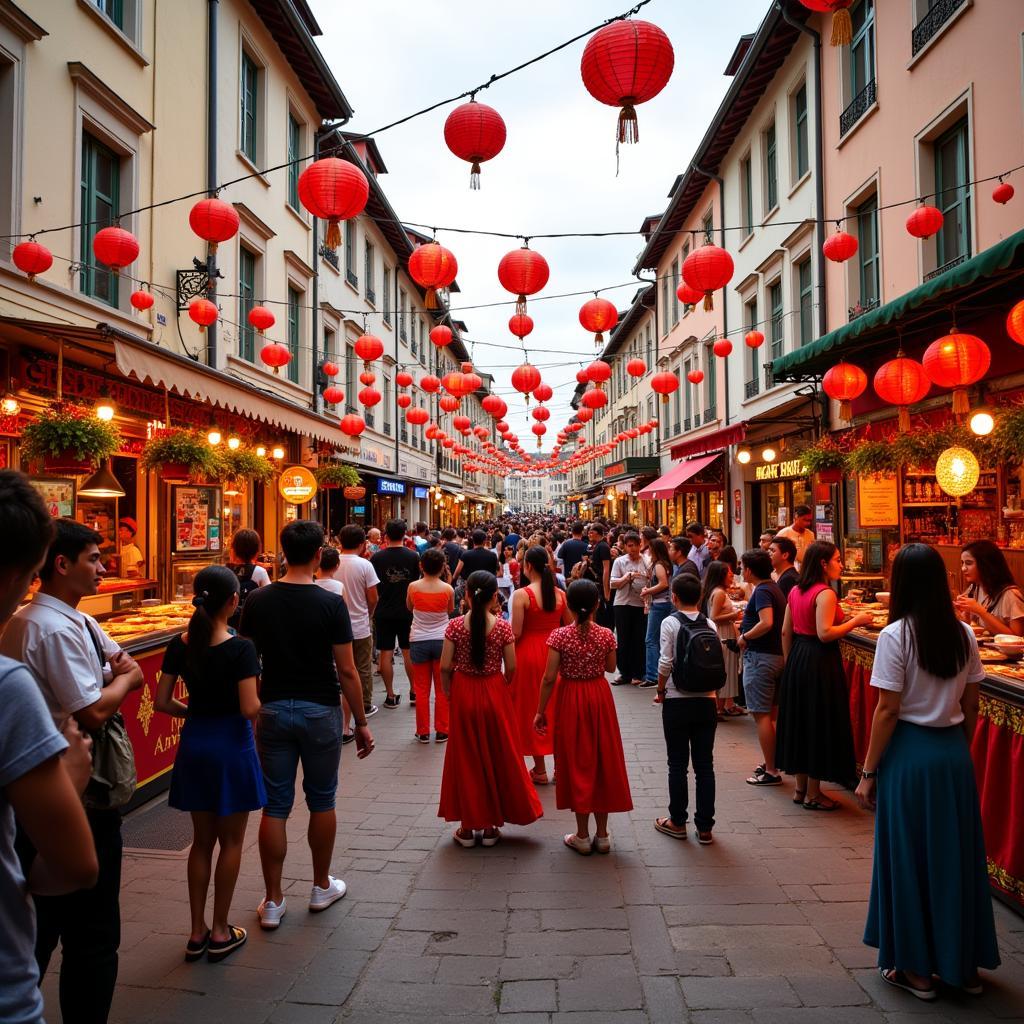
[425,287,438,310]
[831,9,853,47]
[839,400,852,421]
[209,241,219,256]
[325,218,342,250]
[661,394,669,405]
[516,294,527,317]
[952,387,969,416]
[618,103,639,144]
[703,291,714,312]
[897,406,911,432]
[470,162,481,190]
[594,332,604,347]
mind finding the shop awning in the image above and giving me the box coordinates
[771,228,1024,381]
[636,454,720,501]
[670,422,747,461]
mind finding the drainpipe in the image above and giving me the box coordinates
[206,0,218,368]
[311,130,321,415]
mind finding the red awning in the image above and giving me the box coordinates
[636,454,720,501]
[669,422,747,461]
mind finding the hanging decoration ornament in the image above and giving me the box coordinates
[627,358,647,377]
[651,371,679,403]
[687,369,705,385]
[429,325,453,349]
[259,342,292,374]
[906,204,944,240]
[823,227,858,263]
[323,385,345,406]
[498,246,550,317]
[822,361,868,421]
[188,297,218,331]
[248,305,275,333]
[130,289,155,311]
[92,226,139,272]
[532,405,551,422]
[682,244,734,311]
[407,407,429,426]
[676,281,704,307]
[12,240,53,281]
[745,330,765,349]
[873,355,930,431]
[580,19,674,144]
[713,338,733,358]
[796,1,853,47]
[922,331,991,415]
[188,197,240,254]
[439,395,460,413]
[408,242,458,309]
[935,446,980,497]
[532,422,547,448]
[533,382,553,404]
[443,99,507,189]
[586,360,612,390]
[321,361,340,379]
[581,386,608,409]
[359,371,377,386]
[340,413,366,439]
[353,333,384,370]
[578,297,618,346]
[509,313,534,339]
[297,157,369,250]
[397,393,412,409]
[511,362,542,404]
[358,387,382,408]
[396,370,414,388]
[993,179,1015,205]
[420,374,441,393]
[575,407,594,423]
[1007,300,1024,345]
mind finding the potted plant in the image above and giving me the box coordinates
[800,437,848,483]
[20,403,121,475]
[215,447,275,486]
[315,463,361,490]
[846,438,901,477]
[141,428,220,482]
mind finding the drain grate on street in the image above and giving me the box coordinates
[121,798,193,854]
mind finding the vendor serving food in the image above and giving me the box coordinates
[954,539,1024,638]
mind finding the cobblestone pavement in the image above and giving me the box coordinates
[47,664,1024,1023]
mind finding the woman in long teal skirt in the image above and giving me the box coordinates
[856,544,1000,1001]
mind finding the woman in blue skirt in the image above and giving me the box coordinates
[156,565,265,964]
[856,543,1000,1000]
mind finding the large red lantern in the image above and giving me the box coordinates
[745,330,765,349]
[822,361,868,420]
[1007,300,1024,345]
[12,240,52,280]
[511,362,542,403]
[575,407,594,423]
[420,374,441,393]
[188,198,239,253]
[923,332,991,415]
[687,369,704,385]
[408,243,458,309]
[579,297,618,346]
[906,205,944,240]
[407,407,429,426]
[340,413,366,438]
[130,289,155,311]
[676,281,704,307]
[580,20,674,144]
[587,360,612,388]
[532,405,551,422]
[429,325,453,349]
[92,226,139,271]
[439,395,460,413]
[498,247,549,316]
[188,297,218,330]
[297,158,369,249]
[443,99,507,189]
[581,387,608,410]
[396,370,414,388]
[248,305,275,333]
[627,358,646,377]
[796,1,853,46]
[354,334,384,366]
[481,394,503,416]
[323,386,345,406]
[509,313,534,339]
[713,338,733,358]
[259,342,291,374]
[651,371,679,403]
[823,229,858,263]
[682,244,734,311]
[533,382,553,404]
[873,356,930,431]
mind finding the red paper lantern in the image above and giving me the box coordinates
[579,297,618,345]
[498,247,549,316]
[420,374,441,393]
[323,385,345,406]
[407,407,429,426]
[822,361,868,420]
[682,244,734,311]
[922,332,991,414]
[359,371,376,386]
[651,371,679,403]
[745,330,765,349]
[354,334,384,365]
[12,240,52,280]
[823,230,858,263]
[495,419,510,433]
[408,243,458,309]
[397,393,412,409]
[460,361,474,374]
[1007,300,1024,345]
[509,313,534,339]
[188,198,239,253]
[340,413,366,438]
[298,158,369,249]
[580,20,674,143]
[576,369,589,384]
[532,405,551,422]
[587,360,612,387]
[511,362,542,403]
[92,226,139,271]
[687,369,704,385]
[443,99,507,189]
[993,181,1015,205]
[481,394,503,416]
[873,357,930,431]
[247,305,275,333]
[676,281,704,307]
[533,383,553,404]
[259,342,291,373]
[429,326,452,349]
[453,415,471,432]
[322,361,340,379]
[581,387,608,409]
[796,1,853,46]
[906,205,944,239]
[130,289,155,311]
[576,408,594,423]
[713,338,733,358]
[188,297,218,330]
[439,395,460,413]
[626,358,647,377]
[395,370,414,388]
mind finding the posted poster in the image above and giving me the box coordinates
[172,486,221,553]
[30,477,75,518]
[857,473,900,527]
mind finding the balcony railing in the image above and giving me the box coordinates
[365,287,376,305]
[703,408,716,424]
[345,268,358,289]
[745,379,759,400]
[912,0,966,55]
[925,253,968,282]
[319,245,339,270]
[839,79,876,138]
[848,296,880,321]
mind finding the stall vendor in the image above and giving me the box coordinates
[118,517,145,578]
[955,539,1024,637]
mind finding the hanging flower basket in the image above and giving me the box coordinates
[215,448,274,486]
[141,429,220,482]
[315,463,362,491]
[158,461,192,483]
[43,455,96,476]
[800,437,849,478]
[20,403,121,475]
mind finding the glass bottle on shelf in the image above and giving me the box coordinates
[903,476,913,501]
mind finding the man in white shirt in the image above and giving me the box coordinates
[1,518,144,1024]
[685,523,711,577]
[776,505,815,569]
[609,532,648,687]
[334,525,379,717]
[117,518,144,578]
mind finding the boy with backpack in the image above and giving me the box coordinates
[227,529,270,629]
[653,573,724,845]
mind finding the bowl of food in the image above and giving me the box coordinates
[875,591,890,608]
[993,634,1024,659]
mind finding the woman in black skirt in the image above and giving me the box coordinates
[156,565,265,963]
[776,541,874,808]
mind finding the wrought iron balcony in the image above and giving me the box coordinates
[848,296,880,321]
[704,408,716,424]
[365,287,376,305]
[683,417,691,432]
[839,79,876,138]
[925,253,968,282]
[912,0,966,55]
[745,379,760,400]
[346,269,358,289]
[319,245,339,270]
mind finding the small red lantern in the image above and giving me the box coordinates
[587,360,612,387]
[188,198,240,253]
[359,388,382,408]
[495,419,510,433]
[461,362,474,374]
[453,415,471,433]
[323,385,345,406]
[509,313,534,339]
[682,244,734,311]
[532,422,547,447]
[481,394,502,416]
[687,369,704,385]
[922,332,991,415]
[420,374,441,394]
[532,405,551,422]
[12,240,53,280]
[579,297,618,345]
[676,281,704,307]
[651,371,679,403]
[993,181,1015,205]
[580,20,674,144]
[395,370,414,388]
[822,361,868,420]
[581,387,608,410]
[92,226,139,271]
[408,243,458,309]
[298,158,369,249]
[533,383,553,404]
[576,408,594,423]
[713,338,733,358]
[397,393,412,409]
[796,1,853,46]
[259,342,291,374]
[626,358,646,377]
[874,356,930,431]
[354,334,384,366]
[498,247,549,316]
[511,362,542,403]
[823,230,858,263]
[906,205,944,240]
[359,371,376,386]
[745,330,765,349]
[429,325,453,348]
[576,369,590,384]
[1007,300,1024,345]
[407,407,429,426]
[439,395,460,413]
[130,289,155,311]
[243,306,273,334]
[443,100,507,189]
[340,413,366,438]
[189,297,218,331]
[322,361,340,379]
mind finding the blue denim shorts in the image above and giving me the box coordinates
[741,651,785,713]
[257,699,342,818]
[409,638,444,664]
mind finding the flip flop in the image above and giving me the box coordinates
[207,925,247,963]
[803,795,840,811]
[878,968,936,1001]
[654,817,687,839]
[184,929,210,962]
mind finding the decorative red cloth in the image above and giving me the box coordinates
[512,588,565,756]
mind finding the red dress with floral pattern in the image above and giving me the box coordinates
[513,586,566,757]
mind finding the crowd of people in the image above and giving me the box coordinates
[0,476,1002,1022]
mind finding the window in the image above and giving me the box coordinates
[935,119,971,270]
[705,341,717,419]
[660,269,670,336]
[841,0,876,138]
[671,370,682,436]
[364,240,376,303]
[287,113,301,210]
[742,154,754,234]
[383,374,392,436]
[683,358,693,431]
[646,397,655,454]
[399,290,407,340]
[671,258,680,326]
[745,298,759,397]
[286,287,300,384]
[769,280,784,361]
[346,342,358,413]
[95,0,124,29]
[240,51,259,163]
[344,221,357,287]
[797,258,814,347]
[411,313,418,358]
[323,326,335,369]
[702,210,713,244]
[645,324,653,371]
[793,83,809,180]
[238,247,257,362]
[857,195,880,309]
[764,121,778,211]
[80,133,120,306]
[382,267,392,325]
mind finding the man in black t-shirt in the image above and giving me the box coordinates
[240,520,373,931]
[370,519,421,710]
[587,523,613,628]
[769,535,799,597]
[558,522,589,579]
[453,529,499,581]
[440,527,463,577]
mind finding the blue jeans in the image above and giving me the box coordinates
[645,601,673,683]
[257,699,343,818]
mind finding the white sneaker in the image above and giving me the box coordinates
[257,896,286,930]
[309,875,347,912]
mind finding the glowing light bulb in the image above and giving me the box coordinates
[227,436,241,450]
[96,403,115,422]
[256,446,267,457]
[970,411,994,436]
[272,446,285,461]
[762,447,777,462]
[208,430,222,446]
[1,397,21,416]
[736,449,751,465]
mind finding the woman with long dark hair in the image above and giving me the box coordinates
[775,541,873,809]
[700,560,744,716]
[407,548,455,743]
[155,565,264,963]
[955,539,1024,637]
[510,546,571,784]
[640,539,674,689]
[438,571,542,847]
[857,543,999,999]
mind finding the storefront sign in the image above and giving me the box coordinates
[754,458,808,481]
[278,466,318,504]
[733,488,742,525]
[352,505,365,515]
[414,486,429,499]
[857,473,900,527]
[343,486,366,500]
[376,478,406,496]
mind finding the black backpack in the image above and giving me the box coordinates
[228,563,260,629]
[671,612,726,693]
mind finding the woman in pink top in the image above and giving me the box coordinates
[776,541,873,810]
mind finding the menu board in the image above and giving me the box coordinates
[171,485,222,553]
[857,473,900,527]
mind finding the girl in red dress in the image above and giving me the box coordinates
[439,570,543,848]
[535,579,633,855]
[511,547,571,785]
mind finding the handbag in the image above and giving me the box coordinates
[83,621,137,809]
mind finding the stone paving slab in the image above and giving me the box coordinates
[38,661,1024,1023]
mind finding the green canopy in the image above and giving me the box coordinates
[771,229,1024,381]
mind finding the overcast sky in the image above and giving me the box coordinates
[311,0,771,447]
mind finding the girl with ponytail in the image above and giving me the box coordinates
[438,570,542,848]
[511,547,571,785]
[155,564,265,963]
[535,579,632,855]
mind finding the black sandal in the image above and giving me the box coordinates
[792,790,807,805]
[184,929,210,962]
[878,968,936,1001]
[207,925,247,963]
[803,795,840,811]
